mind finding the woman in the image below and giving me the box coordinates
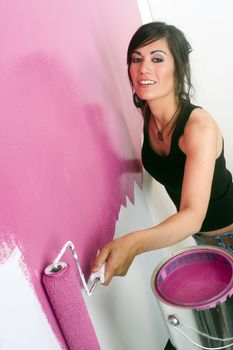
[92,22,233,347]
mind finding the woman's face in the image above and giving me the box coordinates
[129,38,176,103]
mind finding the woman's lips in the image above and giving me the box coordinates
[138,79,156,86]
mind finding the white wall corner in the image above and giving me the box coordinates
[136,0,153,23]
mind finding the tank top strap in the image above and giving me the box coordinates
[172,102,201,144]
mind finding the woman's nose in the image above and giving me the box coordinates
[139,59,152,74]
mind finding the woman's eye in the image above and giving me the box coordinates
[152,57,164,63]
[131,57,142,63]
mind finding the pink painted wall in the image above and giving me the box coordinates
[0,0,142,348]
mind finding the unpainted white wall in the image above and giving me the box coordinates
[85,182,170,350]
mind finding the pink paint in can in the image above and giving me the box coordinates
[151,246,233,349]
[154,247,233,309]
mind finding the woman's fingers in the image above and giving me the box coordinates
[92,246,110,272]
[92,233,139,285]
[92,245,116,285]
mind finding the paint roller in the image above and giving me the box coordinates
[42,240,105,350]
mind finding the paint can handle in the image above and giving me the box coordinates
[167,314,233,350]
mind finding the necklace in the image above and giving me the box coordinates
[152,105,179,142]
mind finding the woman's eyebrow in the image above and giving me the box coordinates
[132,49,167,56]
[150,50,167,55]
[132,50,143,56]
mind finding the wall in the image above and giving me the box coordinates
[85,183,170,350]
[0,1,164,349]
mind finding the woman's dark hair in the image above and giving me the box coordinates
[127,22,193,118]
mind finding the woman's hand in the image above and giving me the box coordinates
[92,232,140,285]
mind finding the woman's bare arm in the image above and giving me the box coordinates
[92,109,221,285]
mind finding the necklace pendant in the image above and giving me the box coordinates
[157,131,163,141]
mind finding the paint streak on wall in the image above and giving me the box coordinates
[0,0,142,347]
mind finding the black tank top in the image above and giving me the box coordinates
[142,102,233,231]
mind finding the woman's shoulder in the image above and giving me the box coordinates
[187,106,216,130]
[180,106,221,154]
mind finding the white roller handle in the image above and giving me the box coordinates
[89,263,106,284]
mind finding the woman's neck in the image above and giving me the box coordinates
[148,96,179,126]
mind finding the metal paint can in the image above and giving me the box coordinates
[151,246,233,349]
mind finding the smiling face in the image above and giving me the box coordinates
[129,38,176,104]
